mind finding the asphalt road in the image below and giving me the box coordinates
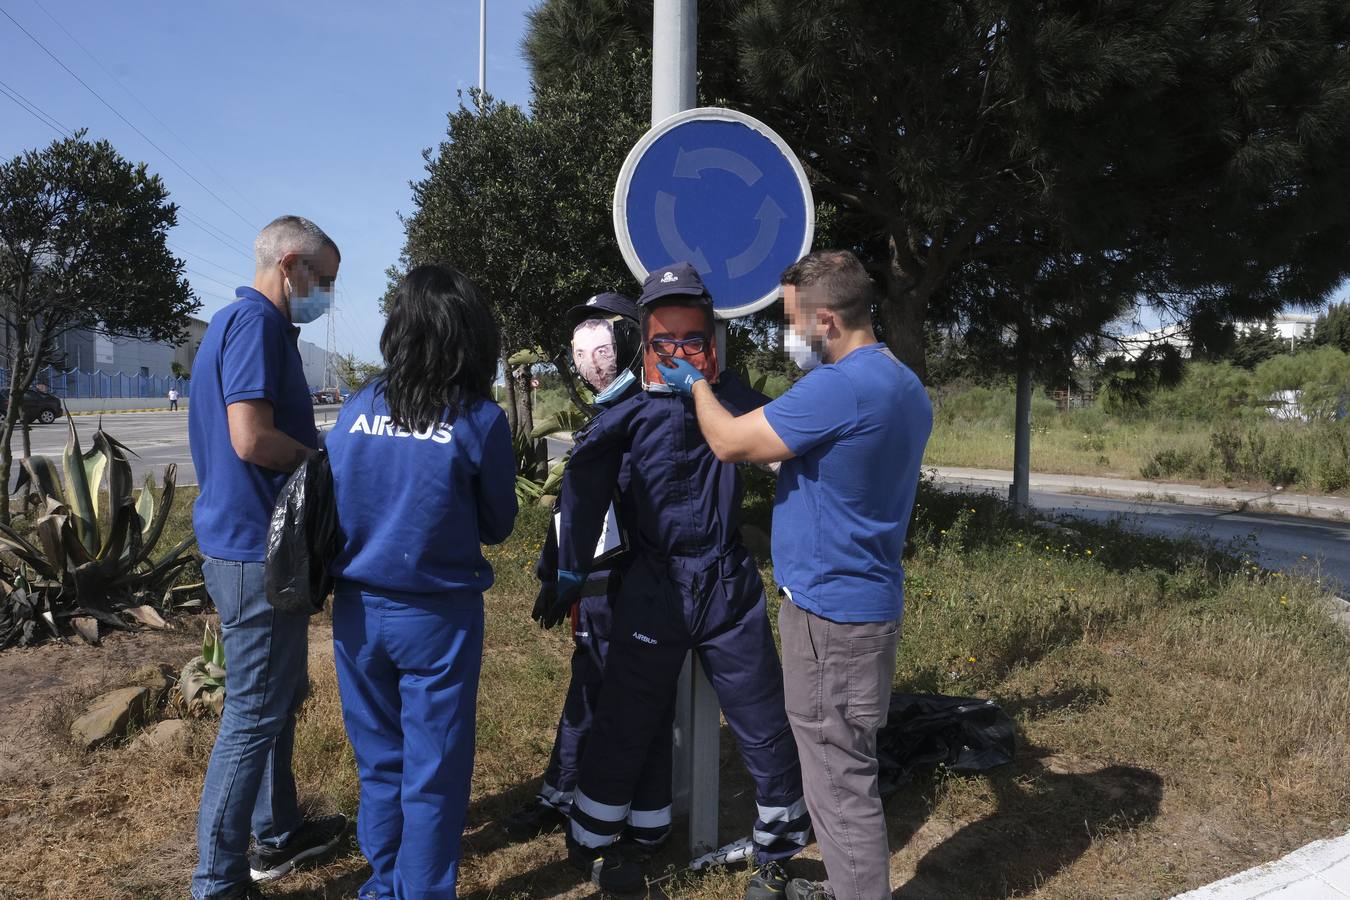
[6,406,342,490]
[11,411,1347,594]
[951,484,1350,594]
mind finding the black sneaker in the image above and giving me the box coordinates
[205,885,265,900]
[566,834,645,894]
[745,860,790,899]
[786,878,835,900]
[503,797,568,841]
[205,884,266,900]
[248,814,347,882]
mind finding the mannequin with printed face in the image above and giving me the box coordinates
[572,318,620,392]
[554,263,807,898]
[507,294,675,851]
[642,301,719,390]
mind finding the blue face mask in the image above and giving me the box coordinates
[286,278,333,324]
[594,368,636,405]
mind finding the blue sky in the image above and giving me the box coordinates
[3,2,1343,365]
[1,0,538,362]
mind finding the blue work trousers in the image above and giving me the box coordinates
[193,557,309,900]
[570,550,808,864]
[540,590,674,845]
[332,582,484,900]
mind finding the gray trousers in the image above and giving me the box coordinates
[779,597,900,900]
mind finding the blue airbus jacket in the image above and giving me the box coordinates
[557,372,768,573]
[327,381,518,596]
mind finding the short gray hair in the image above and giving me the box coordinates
[253,215,339,269]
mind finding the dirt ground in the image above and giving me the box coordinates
[2,493,1348,900]
[0,614,210,785]
[0,614,1344,900]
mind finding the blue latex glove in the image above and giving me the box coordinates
[659,357,706,395]
[556,569,586,606]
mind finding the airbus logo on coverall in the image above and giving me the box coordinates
[347,414,453,444]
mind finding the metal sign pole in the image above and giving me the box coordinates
[652,0,721,857]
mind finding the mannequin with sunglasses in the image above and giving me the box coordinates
[551,263,808,899]
[504,293,676,853]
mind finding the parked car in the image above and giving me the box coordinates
[2,389,63,425]
[311,390,341,405]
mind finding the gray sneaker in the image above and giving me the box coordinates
[745,861,789,899]
[248,813,347,882]
[786,878,835,900]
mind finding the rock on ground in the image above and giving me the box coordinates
[70,686,154,750]
[127,718,189,753]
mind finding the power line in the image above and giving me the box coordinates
[28,0,268,222]
[0,77,69,137]
[0,41,256,266]
[184,266,239,294]
[167,241,249,280]
[177,209,254,262]
[0,3,260,233]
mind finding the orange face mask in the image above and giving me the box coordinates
[643,302,719,389]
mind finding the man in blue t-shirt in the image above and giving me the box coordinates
[661,250,932,900]
[187,215,346,900]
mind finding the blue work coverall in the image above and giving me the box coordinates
[534,382,675,845]
[558,373,809,864]
[326,383,518,900]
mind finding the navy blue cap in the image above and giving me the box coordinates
[637,262,711,307]
[565,292,639,327]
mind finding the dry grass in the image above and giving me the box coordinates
[0,494,1347,899]
[924,416,1213,483]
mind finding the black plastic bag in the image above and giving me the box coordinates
[264,449,338,616]
[877,693,1016,795]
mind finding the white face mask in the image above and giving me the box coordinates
[785,325,823,372]
[594,368,636,405]
[286,276,333,324]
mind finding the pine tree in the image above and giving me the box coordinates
[1313,303,1350,353]
[526,1,1350,383]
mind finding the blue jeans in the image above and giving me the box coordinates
[192,557,310,900]
[332,581,484,900]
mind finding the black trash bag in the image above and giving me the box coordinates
[264,449,338,616]
[877,692,1016,795]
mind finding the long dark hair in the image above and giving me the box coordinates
[379,264,499,432]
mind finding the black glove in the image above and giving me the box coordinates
[532,581,576,630]
[531,581,557,627]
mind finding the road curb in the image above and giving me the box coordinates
[933,468,1350,523]
[68,408,187,416]
[1171,829,1350,897]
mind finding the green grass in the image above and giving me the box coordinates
[2,483,1347,898]
[926,385,1350,495]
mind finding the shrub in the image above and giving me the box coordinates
[1254,346,1350,422]
[0,417,196,649]
[1140,447,1204,480]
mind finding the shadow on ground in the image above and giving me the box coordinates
[889,745,1163,899]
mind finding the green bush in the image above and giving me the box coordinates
[933,381,1058,428]
[1253,346,1350,422]
[1140,447,1205,480]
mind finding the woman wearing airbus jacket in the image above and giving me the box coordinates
[325,264,517,900]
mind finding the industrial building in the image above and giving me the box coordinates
[3,316,331,399]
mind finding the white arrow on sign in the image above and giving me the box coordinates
[655,190,712,274]
[726,196,785,279]
[673,146,763,186]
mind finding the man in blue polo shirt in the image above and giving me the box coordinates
[188,215,346,900]
[661,250,932,900]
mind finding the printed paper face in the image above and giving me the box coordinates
[643,304,718,388]
[572,319,619,392]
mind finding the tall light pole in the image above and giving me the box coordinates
[651,0,696,124]
[478,0,487,96]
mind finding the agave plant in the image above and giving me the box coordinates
[0,413,196,648]
[174,623,226,718]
